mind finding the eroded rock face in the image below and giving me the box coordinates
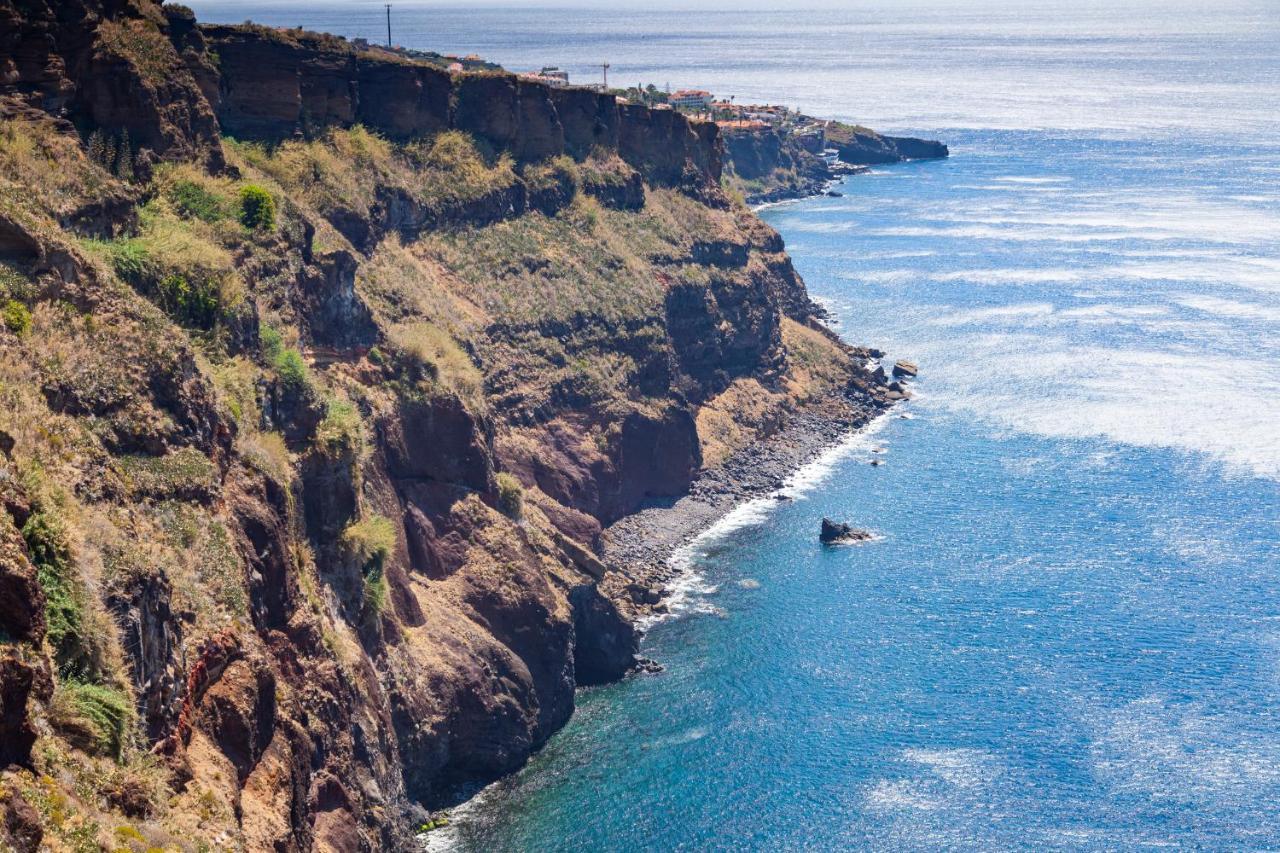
[108,572,186,743]
[0,0,222,164]
[200,24,722,188]
[0,785,42,853]
[0,654,44,768]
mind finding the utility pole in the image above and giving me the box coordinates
[600,62,610,91]
[385,4,392,48]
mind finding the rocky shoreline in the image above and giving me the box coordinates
[600,385,894,625]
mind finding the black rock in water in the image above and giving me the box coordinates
[820,517,873,544]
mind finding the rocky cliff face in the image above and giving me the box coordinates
[826,123,949,165]
[0,2,887,849]
[198,23,720,189]
[721,124,837,204]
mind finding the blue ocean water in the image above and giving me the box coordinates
[191,2,1280,848]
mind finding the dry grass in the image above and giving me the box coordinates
[780,317,851,403]
[97,18,180,85]
[356,234,482,330]
[694,377,787,467]
[421,208,660,324]
[404,130,517,209]
[0,118,115,219]
[387,321,484,405]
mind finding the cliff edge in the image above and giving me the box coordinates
[0,2,894,849]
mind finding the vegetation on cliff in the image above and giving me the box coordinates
[0,0,891,849]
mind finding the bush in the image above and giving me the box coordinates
[52,681,131,759]
[2,299,31,336]
[495,472,523,519]
[342,515,396,569]
[22,510,87,678]
[239,184,276,231]
[274,347,308,390]
[261,326,310,390]
[156,273,219,327]
[260,324,283,361]
[170,179,227,222]
[362,565,388,616]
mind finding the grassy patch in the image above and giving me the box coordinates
[0,118,114,219]
[170,179,229,223]
[85,210,244,330]
[342,514,395,569]
[405,130,517,211]
[387,321,484,405]
[156,502,248,618]
[21,508,89,679]
[315,396,363,457]
[97,18,179,85]
[344,514,395,616]
[117,446,218,501]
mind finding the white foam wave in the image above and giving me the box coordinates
[655,413,896,623]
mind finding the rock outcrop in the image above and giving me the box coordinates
[827,124,949,165]
[819,518,873,544]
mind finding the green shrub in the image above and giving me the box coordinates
[495,472,523,519]
[156,273,219,327]
[261,325,310,389]
[362,565,388,616]
[239,184,276,231]
[343,515,396,569]
[54,681,131,759]
[22,510,88,678]
[274,347,308,389]
[2,299,31,336]
[170,179,227,222]
[260,325,284,361]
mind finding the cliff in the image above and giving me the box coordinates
[824,121,949,165]
[721,124,845,204]
[0,2,891,849]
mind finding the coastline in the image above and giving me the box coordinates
[600,384,895,626]
[421,386,898,850]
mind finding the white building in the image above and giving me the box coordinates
[669,89,713,110]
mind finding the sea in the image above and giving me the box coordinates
[189,2,1280,848]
